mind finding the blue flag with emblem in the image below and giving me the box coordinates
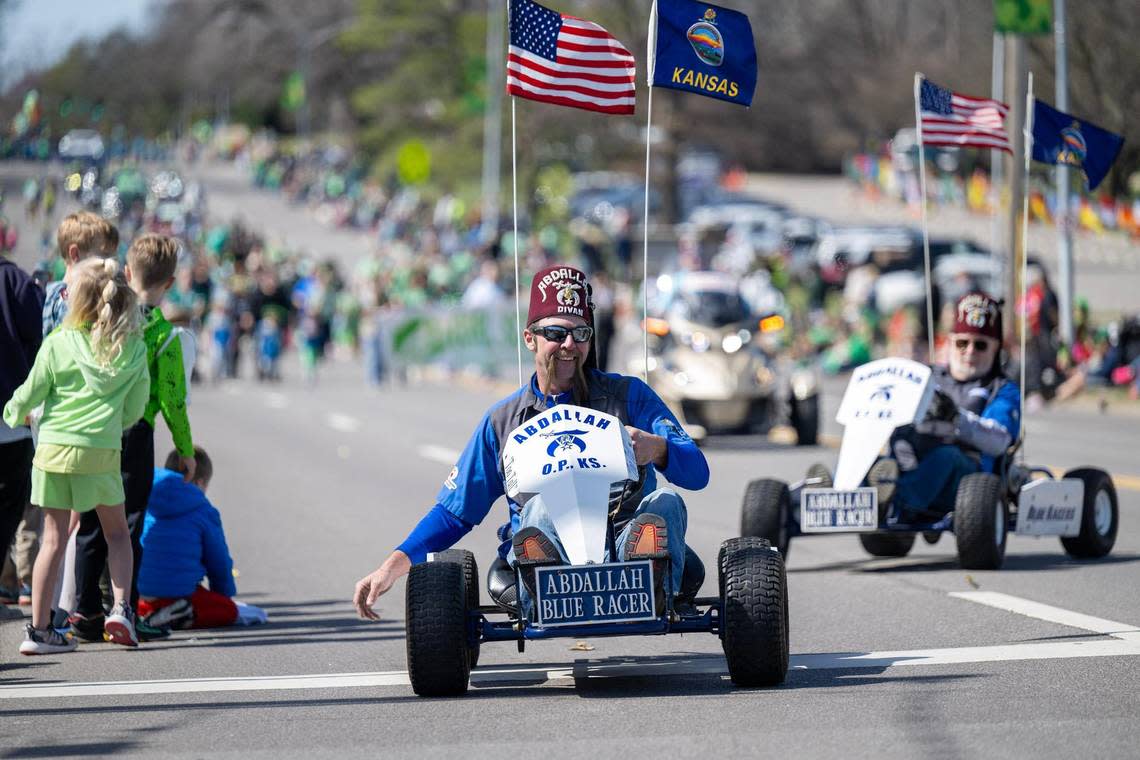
[1031,100,1124,191]
[647,0,757,107]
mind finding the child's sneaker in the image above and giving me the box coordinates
[18,583,32,606]
[135,618,171,641]
[19,623,78,655]
[104,603,139,647]
[144,598,194,630]
[68,611,106,642]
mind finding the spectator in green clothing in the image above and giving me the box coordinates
[70,234,196,645]
[4,258,150,653]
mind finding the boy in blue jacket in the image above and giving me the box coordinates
[137,447,238,629]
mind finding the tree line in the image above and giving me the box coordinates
[2,0,1135,196]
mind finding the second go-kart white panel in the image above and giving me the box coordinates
[1017,478,1084,537]
[502,404,638,565]
[800,487,878,532]
[834,358,934,490]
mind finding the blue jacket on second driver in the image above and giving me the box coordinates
[396,370,709,564]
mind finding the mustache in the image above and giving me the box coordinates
[543,351,590,403]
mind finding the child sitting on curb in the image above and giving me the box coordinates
[138,447,259,629]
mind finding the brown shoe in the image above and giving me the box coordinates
[622,514,669,616]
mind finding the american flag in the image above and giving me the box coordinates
[918,78,1011,153]
[507,0,636,115]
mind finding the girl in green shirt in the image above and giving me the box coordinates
[3,258,150,654]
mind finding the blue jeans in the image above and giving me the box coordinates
[895,445,981,516]
[507,488,688,617]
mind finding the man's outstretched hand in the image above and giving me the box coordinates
[353,551,412,620]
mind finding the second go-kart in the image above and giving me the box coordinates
[404,403,789,696]
[739,357,1118,569]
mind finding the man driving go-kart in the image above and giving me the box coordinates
[352,264,710,622]
[875,292,1021,521]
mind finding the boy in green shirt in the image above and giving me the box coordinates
[69,234,195,642]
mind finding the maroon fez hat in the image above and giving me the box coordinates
[527,265,594,326]
[952,292,1002,340]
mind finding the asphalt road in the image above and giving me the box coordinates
[2,161,1139,759]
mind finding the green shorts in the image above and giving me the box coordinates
[31,444,123,513]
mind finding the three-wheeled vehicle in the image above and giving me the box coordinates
[404,404,789,696]
[739,357,1118,569]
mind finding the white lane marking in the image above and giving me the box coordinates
[326,413,361,433]
[6,640,1140,699]
[265,392,288,409]
[950,591,1140,642]
[418,444,459,465]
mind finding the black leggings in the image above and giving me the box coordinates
[73,421,153,615]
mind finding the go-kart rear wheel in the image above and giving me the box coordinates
[741,479,791,557]
[406,561,471,697]
[1060,468,1118,559]
[720,540,788,687]
[858,532,916,557]
[954,472,1007,570]
[433,549,481,669]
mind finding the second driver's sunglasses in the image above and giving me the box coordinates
[532,325,594,343]
[954,337,995,352]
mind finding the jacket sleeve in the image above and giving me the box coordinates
[201,506,237,597]
[15,274,44,366]
[626,377,710,490]
[958,381,1021,457]
[156,333,194,457]
[3,337,53,427]
[121,362,151,429]
[396,506,475,565]
[394,413,503,562]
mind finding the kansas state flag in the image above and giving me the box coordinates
[648,0,757,107]
[1032,100,1124,191]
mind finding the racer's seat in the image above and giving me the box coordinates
[487,557,518,611]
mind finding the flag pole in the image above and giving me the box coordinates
[641,85,653,384]
[1019,71,1035,458]
[511,96,522,387]
[914,72,935,362]
[641,0,659,385]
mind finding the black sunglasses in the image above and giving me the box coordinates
[953,337,995,352]
[531,325,594,344]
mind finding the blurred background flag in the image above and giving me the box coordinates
[918,77,1011,152]
[648,0,757,107]
[280,71,306,113]
[506,0,636,115]
[994,0,1052,35]
[1032,100,1124,191]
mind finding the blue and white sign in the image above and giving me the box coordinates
[833,358,933,490]
[502,405,637,565]
[534,560,656,627]
[800,487,878,532]
[1017,479,1083,537]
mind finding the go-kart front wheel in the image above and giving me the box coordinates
[954,472,1007,570]
[719,539,789,687]
[1060,468,1118,559]
[406,561,471,697]
[432,549,481,668]
[741,479,791,557]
